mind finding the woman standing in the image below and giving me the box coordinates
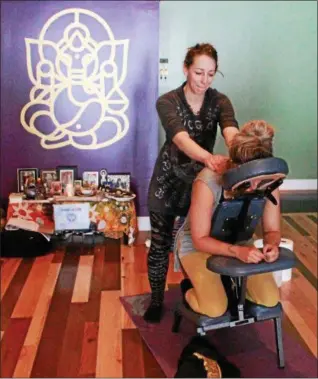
[145,43,239,322]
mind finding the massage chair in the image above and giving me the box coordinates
[172,157,296,368]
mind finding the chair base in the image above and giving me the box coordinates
[172,300,285,368]
[245,300,283,320]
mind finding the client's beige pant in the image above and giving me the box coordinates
[180,252,280,318]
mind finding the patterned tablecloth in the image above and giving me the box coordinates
[7,195,138,243]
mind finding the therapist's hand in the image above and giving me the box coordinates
[204,154,229,173]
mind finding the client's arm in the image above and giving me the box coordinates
[261,188,281,262]
[189,179,265,264]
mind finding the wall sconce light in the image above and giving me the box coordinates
[159,58,168,80]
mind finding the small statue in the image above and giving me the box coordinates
[35,178,46,199]
[24,176,36,199]
[100,169,107,187]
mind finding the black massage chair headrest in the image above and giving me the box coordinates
[222,157,289,192]
[210,157,289,243]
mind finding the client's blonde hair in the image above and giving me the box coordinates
[229,120,275,164]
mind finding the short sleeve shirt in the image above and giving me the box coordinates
[148,82,238,216]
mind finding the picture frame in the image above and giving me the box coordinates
[49,181,62,196]
[40,169,57,190]
[82,171,99,187]
[56,166,78,190]
[74,180,82,187]
[17,168,38,192]
[107,173,130,191]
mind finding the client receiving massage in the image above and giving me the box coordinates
[175,120,281,318]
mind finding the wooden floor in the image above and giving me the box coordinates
[1,212,317,378]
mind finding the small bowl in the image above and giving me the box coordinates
[80,188,94,196]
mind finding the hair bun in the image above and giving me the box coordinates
[229,120,275,164]
[241,120,275,141]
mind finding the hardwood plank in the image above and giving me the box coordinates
[79,322,99,378]
[282,300,317,358]
[281,218,317,278]
[288,268,317,310]
[102,261,121,290]
[307,214,317,224]
[294,214,317,236]
[72,255,94,303]
[122,329,145,378]
[56,303,86,377]
[121,264,149,297]
[283,215,310,236]
[104,238,121,263]
[85,246,105,323]
[31,252,80,377]
[295,255,317,290]
[283,215,317,248]
[121,244,135,264]
[102,239,121,291]
[133,245,148,274]
[121,264,137,330]
[280,276,317,337]
[0,318,31,378]
[52,249,65,264]
[1,258,22,299]
[1,258,35,332]
[13,262,62,378]
[288,214,317,246]
[96,291,122,378]
[12,254,54,318]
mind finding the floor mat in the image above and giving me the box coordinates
[120,288,317,378]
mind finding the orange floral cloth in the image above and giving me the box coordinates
[7,197,138,240]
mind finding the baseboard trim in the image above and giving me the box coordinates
[138,180,317,231]
[280,179,317,191]
[138,216,151,231]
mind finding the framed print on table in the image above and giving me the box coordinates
[82,171,99,187]
[17,168,38,192]
[74,180,82,187]
[40,169,57,189]
[56,166,78,189]
[107,173,130,191]
[49,181,62,196]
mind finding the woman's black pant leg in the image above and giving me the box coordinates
[147,211,175,305]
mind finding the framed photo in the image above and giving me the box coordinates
[57,166,77,189]
[40,169,57,189]
[49,181,62,195]
[82,171,99,187]
[17,168,38,192]
[74,180,82,187]
[107,174,130,191]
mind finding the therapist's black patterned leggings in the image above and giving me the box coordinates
[147,211,176,305]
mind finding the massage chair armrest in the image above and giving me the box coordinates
[206,247,296,277]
